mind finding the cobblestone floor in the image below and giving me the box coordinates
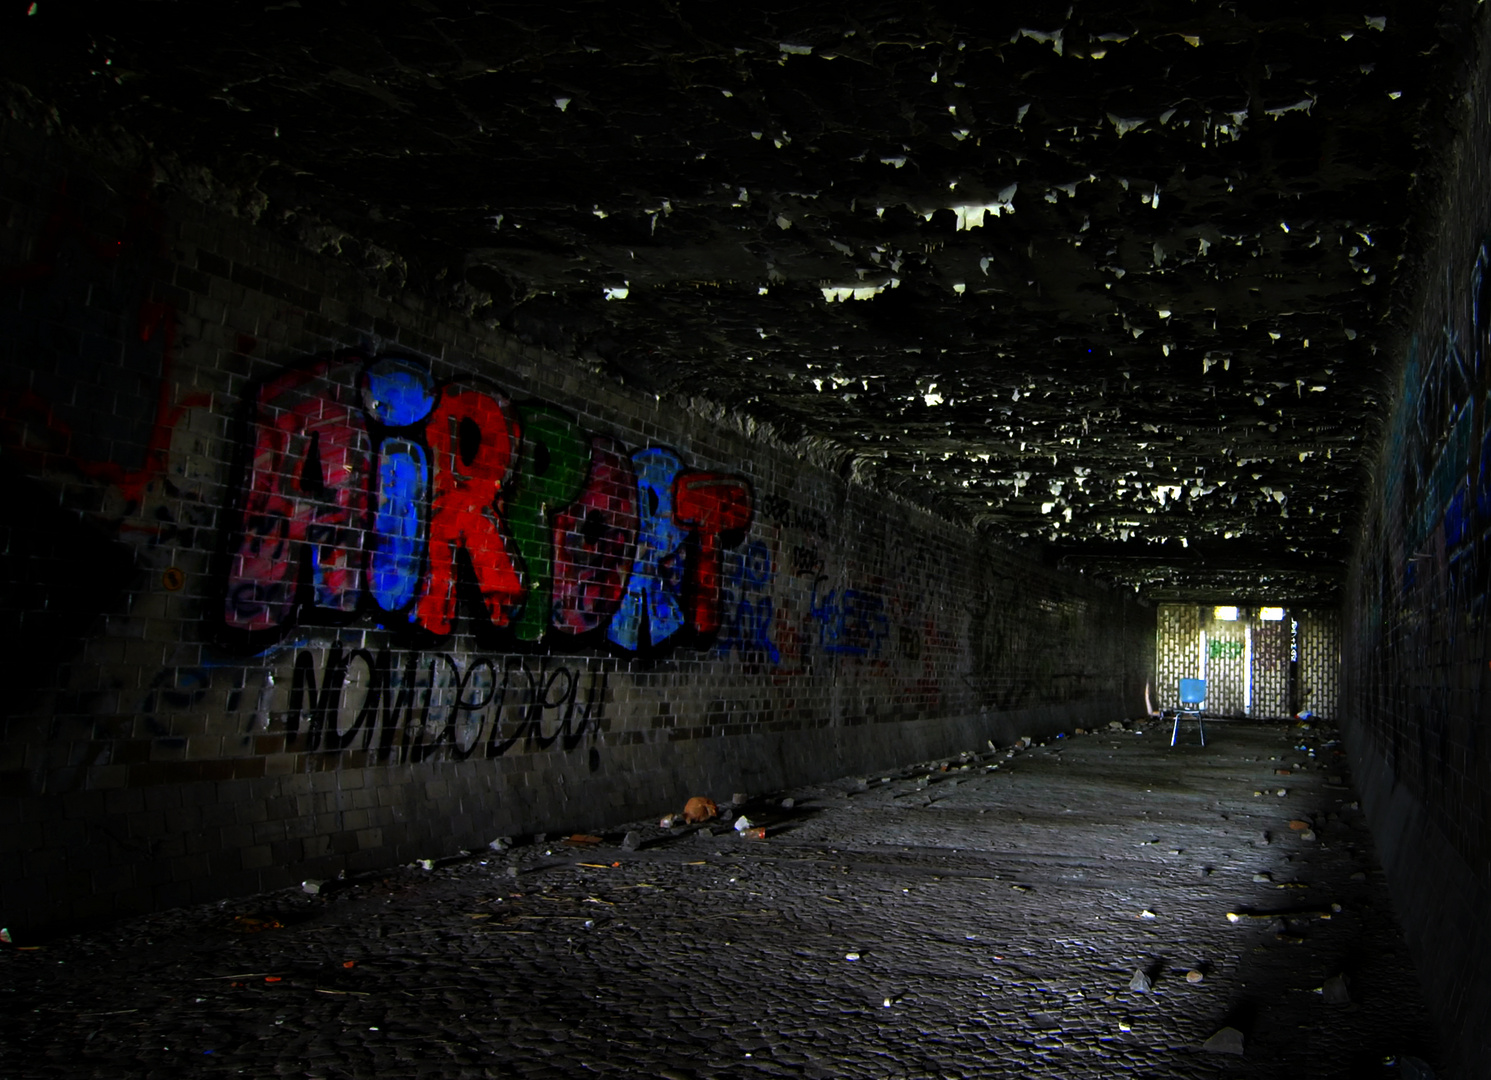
[2,720,1442,1079]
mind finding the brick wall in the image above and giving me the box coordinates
[1341,13,1491,1073]
[0,116,1154,937]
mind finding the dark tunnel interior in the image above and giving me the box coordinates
[2,2,1491,1075]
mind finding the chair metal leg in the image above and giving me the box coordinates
[1198,718,1205,747]
[1171,717,1179,746]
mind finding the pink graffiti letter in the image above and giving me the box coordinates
[224,361,370,632]
[552,438,640,634]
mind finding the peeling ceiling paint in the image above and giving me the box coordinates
[1,1,1479,602]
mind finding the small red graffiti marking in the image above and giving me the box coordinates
[0,184,207,507]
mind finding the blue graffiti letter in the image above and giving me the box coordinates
[609,448,686,649]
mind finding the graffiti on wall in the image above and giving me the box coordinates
[716,539,780,664]
[0,184,203,507]
[809,575,890,657]
[0,183,217,710]
[1207,639,1244,660]
[1349,236,1491,817]
[276,645,605,765]
[221,354,754,653]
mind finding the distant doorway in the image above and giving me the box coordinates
[1155,604,1340,720]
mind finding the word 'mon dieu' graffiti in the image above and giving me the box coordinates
[282,644,604,763]
[223,354,752,650]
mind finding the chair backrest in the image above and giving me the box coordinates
[1179,678,1206,706]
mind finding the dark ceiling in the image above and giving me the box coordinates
[2,1,1480,603]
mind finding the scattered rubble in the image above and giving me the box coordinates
[1201,1027,1246,1055]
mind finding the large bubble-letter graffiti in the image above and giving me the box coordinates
[508,406,589,642]
[608,448,688,650]
[220,355,756,654]
[552,437,640,635]
[364,357,436,617]
[415,384,525,635]
[225,359,371,632]
[675,473,753,636]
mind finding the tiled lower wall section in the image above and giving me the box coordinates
[0,118,1156,935]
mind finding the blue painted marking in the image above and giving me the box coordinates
[608,448,686,650]
[718,540,779,663]
[363,357,435,427]
[1476,425,1491,521]
[810,577,889,657]
[1446,482,1469,550]
[371,438,428,614]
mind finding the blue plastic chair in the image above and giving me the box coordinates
[1170,678,1206,746]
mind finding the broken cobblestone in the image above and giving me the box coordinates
[0,722,1440,1078]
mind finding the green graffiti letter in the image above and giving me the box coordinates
[509,405,588,641]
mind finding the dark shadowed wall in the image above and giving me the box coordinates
[0,116,1154,938]
[1342,16,1491,1075]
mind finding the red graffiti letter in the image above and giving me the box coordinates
[674,472,752,635]
[414,385,524,635]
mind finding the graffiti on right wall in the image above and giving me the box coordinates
[1347,238,1491,828]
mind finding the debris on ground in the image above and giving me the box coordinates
[230,916,283,933]
[1201,1026,1245,1055]
[683,797,718,823]
[4,720,1435,1077]
[1323,973,1352,1004]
